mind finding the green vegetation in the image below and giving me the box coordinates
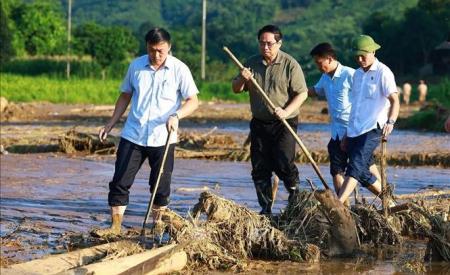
[1,74,121,104]
[1,58,129,78]
[0,0,448,123]
[2,0,448,80]
[427,78,450,108]
[0,1,14,63]
[0,74,241,104]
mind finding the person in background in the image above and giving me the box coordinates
[338,35,400,204]
[418,79,428,104]
[402,82,411,105]
[93,28,199,237]
[232,24,308,215]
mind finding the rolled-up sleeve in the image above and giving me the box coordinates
[381,68,397,97]
[120,63,133,94]
[178,65,199,99]
[289,61,307,96]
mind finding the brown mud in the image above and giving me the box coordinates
[1,101,449,273]
[1,153,449,273]
[1,101,449,167]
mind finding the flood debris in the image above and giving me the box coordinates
[409,203,450,261]
[280,189,360,257]
[176,130,250,161]
[3,188,448,272]
[279,189,325,248]
[58,129,116,154]
[353,204,403,246]
[159,191,320,271]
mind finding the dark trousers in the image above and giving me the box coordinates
[345,129,380,187]
[250,117,300,213]
[108,138,175,207]
[327,137,349,176]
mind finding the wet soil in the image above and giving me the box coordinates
[1,101,449,272]
[1,153,449,272]
[1,101,449,166]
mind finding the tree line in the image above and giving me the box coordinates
[1,0,448,81]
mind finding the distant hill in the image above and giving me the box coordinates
[54,0,448,77]
[62,0,418,63]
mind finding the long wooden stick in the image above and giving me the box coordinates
[380,137,388,217]
[223,46,330,190]
[140,129,173,244]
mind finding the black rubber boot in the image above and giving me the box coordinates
[254,179,274,215]
[285,178,300,203]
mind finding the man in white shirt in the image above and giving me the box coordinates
[338,35,400,204]
[94,28,199,236]
[308,43,380,200]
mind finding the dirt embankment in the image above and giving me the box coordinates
[1,100,449,167]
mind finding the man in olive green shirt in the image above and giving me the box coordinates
[232,25,308,214]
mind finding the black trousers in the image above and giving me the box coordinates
[250,117,300,213]
[108,138,175,207]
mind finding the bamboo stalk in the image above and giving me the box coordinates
[380,137,388,218]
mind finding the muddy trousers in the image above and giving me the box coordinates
[108,138,175,207]
[250,117,300,214]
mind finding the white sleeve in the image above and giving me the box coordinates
[381,68,397,97]
[120,63,133,94]
[178,65,199,99]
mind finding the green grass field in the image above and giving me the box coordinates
[0,74,247,104]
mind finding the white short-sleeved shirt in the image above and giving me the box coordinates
[347,59,397,137]
[314,63,354,140]
[120,55,199,146]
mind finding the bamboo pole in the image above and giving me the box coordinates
[380,137,388,217]
[223,46,330,190]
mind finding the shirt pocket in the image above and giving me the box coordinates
[160,82,178,103]
[365,83,377,99]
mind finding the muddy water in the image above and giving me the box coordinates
[181,120,450,154]
[1,153,449,272]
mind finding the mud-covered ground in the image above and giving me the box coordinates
[1,100,449,166]
[0,100,449,273]
[1,153,449,273]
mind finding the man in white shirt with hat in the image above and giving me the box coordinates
[338,35,400,204]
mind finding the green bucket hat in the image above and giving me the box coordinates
[352,35,381,56]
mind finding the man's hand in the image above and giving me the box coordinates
[274,107,289,120]
[99,124,113,143]
[166,114,179,132]
[382,123,394,137]
[240,67,253,81]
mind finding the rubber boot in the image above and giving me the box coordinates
[285,178,300,203]
[91,214,123,237]
[254,179,273,215]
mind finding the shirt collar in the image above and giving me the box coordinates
[145,54,173,70]
[261,51,283,66]
[332,62,343,78]
[357,58,379,73]
[367,58,379,71]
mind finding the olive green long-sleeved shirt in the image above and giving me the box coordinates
[239,50,307,121]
